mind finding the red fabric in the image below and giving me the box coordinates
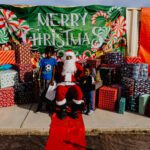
[138,8,150,74]
[45,113,86,150]
[56,85,83,101]
[56,62,84,83]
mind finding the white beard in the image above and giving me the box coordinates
[62,59,77,76]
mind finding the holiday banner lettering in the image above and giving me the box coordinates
[0,5,126,61]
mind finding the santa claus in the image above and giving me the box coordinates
[55,50,84,119]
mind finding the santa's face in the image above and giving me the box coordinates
[66,56,72,60]
[62,55,77,75]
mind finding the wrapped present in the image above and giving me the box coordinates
[16,43,31,64]
[98,86,118,111]
[118,97,126,114]
[145,96,150,117]
[14,82,36,104]
[134,79,150,98]
[86,59,101,68]
[92,81,103,110]
[111,84,123,111]
[139,94,150,115]
[0,69,18,88]
[0,87,14,107]
[140,64,148,80]
[17,64,33,82]
[0,50,16,65]
[104,52,123,64]
[99,66,121,85]
[121,77,135,97]
[121,63,148,80]
[126,96,139,112]
[125,56,142,64]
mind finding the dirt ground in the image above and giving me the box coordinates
[0,132,150,150]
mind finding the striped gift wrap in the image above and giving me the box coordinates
[0,50,16,65]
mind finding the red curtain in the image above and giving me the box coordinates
[139,8,150,74]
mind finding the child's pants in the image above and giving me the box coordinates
[85,90,94,111]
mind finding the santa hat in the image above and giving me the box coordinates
[62,49,77,61]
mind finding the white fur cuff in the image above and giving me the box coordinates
[56,98,66,106]
[73,99,84,105]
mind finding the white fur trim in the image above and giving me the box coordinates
[56,98,66,106]
[57,82,75,86]
[73,99,84,105]
[64,51,75,57]
[64,73,72,82]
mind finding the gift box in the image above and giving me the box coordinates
[0,69,18,88]
[17,64,33,82]
[134,79,150,98]
[104,52,123,64]
[0,87,14,107]
[139,94,150,115]
[111,84,123,111]
[99,66,121,85]
[145,96,150,117]
[16,43,31,64]
[98,86,118,111]
[125,56,142,64]
[0,50,16,65]
[118,97,126,114]
[126,96,139,112]
[121,77,135,97]
[86,59,101,68]
[14,82,35,104]
[121,63,148,80]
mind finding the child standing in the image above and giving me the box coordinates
[36,46,57,113]
[80,66,95,115]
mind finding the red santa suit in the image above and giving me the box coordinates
[55,50,84,106]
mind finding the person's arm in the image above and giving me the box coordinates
[50,66,55,85]
[50,59,57,85]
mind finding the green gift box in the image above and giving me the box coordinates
[139,94,150,115]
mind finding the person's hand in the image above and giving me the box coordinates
[50,80,54,86]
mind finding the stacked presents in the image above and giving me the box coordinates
[0,49,17,107]
[0,43,35,107]
[15,43,35,104]
[97,52,150,115]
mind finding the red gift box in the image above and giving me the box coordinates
[98,86,118,111]
[16,43,31,64]
[17,64,33,82]
[87,59,101,68]
[0,50,16,65]
[125,56,142,64]
[0,87,14,107]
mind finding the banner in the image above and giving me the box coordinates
[0,5,126,62]
[139,8,150,74]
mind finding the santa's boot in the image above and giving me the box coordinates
[71,103,84,119]
[56,104,67,120]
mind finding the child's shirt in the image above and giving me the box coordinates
[80,75,95,93]
[39,57,57,80]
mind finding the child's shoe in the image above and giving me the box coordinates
[88,110,94,115]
